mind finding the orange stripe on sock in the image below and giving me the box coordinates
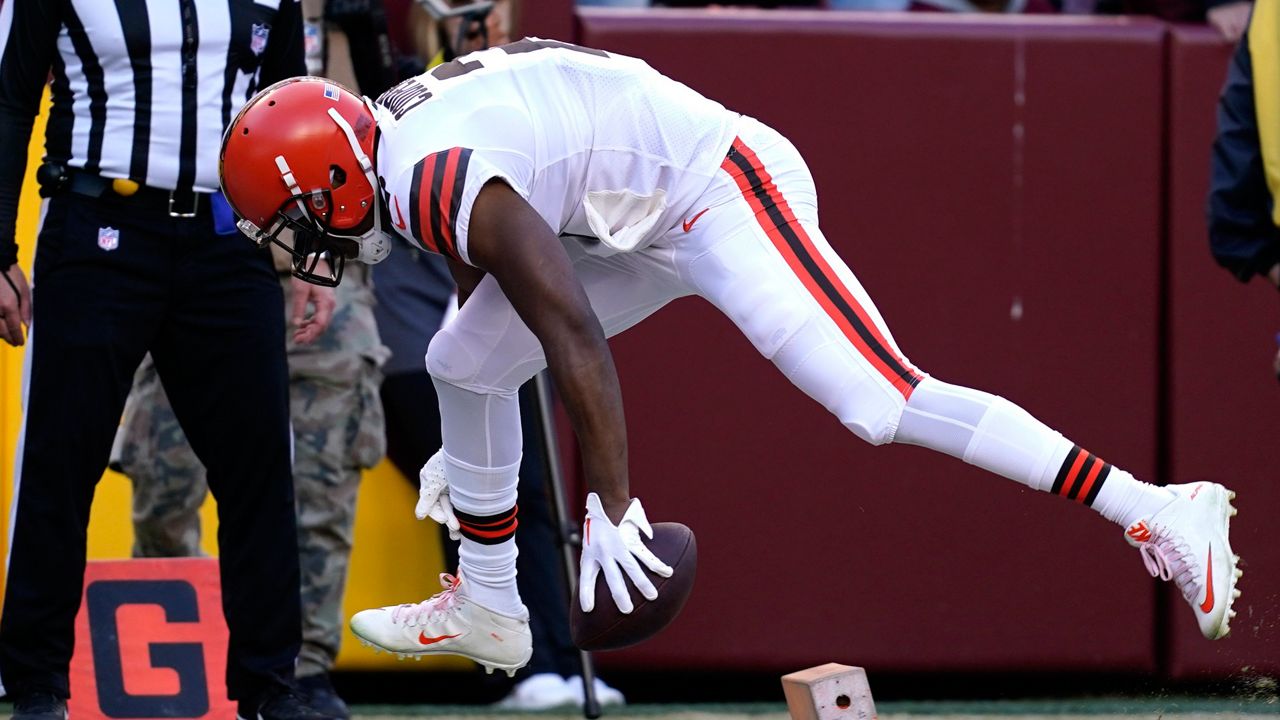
[459,519,519,539]
[1058,452,1091,498]
[1073,456,1106,503]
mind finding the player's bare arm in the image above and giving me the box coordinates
[466,180,633,524]
[447,256,486,308]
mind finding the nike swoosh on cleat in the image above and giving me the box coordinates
[1200,547,1215,613]
[683,208,710,233]
[418,631,460,646]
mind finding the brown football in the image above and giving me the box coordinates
[570,522,697,651]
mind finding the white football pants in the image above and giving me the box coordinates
[427,116,919,486]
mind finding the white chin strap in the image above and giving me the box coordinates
[327,103,391,265]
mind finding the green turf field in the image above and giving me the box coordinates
[348,697,1280,720]
[5,694,1277,719]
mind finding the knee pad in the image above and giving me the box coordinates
[773,322,906,446]
[426,325,481,388]
[830,384,903,446]
[427,319,544,395]
[427,325,478,386]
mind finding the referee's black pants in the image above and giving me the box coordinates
[0,190,301,708]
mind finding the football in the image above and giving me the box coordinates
[570,522,698,651]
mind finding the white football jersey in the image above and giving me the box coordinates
[371,38,741,264]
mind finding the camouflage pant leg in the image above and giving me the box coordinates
[289,377,367,678]
[114,353,210,558]
[286,277,387,678]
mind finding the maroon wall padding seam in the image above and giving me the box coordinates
[1165,26,1279,678]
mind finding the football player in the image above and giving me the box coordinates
[219,40,1242,674]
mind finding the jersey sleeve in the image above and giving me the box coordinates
[394,146,533,265]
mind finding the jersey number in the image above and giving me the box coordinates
[429,39,608,81]
[378,40,607,121]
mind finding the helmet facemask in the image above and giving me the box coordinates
[238,188,360,287]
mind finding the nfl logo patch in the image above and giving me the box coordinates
[97,227,119,251]
[250,23,270,56]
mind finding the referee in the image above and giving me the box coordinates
[0,2,336,720]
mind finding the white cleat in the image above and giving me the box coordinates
[1125,482,1242,640]
[350,572,532,675]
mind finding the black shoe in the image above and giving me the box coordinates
[12,691,67,720]
[237,684,339,720]
[296,674,350,720]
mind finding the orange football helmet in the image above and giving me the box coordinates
[220,76,390,286]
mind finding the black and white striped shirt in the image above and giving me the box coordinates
[0,0,305,266]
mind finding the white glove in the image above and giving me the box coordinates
[579,492,673,614]
[415,450,460,541]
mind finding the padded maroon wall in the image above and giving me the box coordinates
[518,0,575,41]
[579,10,1164,672]
[1166,27,1280,678]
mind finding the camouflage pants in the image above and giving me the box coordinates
[114,272,387,678]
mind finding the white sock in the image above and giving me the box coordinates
[442,451,523,615]
[1090,468,1174,528]
[895,377,1173,527]
[458,537,523,616]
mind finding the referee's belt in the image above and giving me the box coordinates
[39,165,206,218]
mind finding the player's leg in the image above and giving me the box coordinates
[149,229,300,713]
[427,244,684,607]
[351,279,533,670]
[688,122,1240,640]
[0,195,161,702]
[351,241,685,670]
[114,354,209,558]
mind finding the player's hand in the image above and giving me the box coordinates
[579,492,673,614]
[0,263,32,347]
[1208,0,1252,42]
[289,271,335,344]
[415,450,461,541]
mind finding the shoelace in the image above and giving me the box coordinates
[1135,526,1201,605]
[391,573,462,626]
